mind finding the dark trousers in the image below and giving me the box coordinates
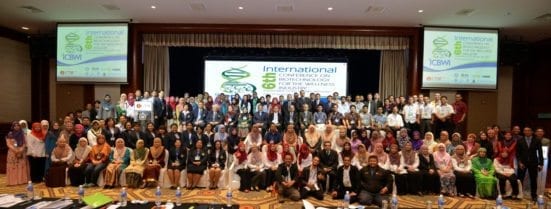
[358,190,385,207]
[333,186,358,203]
[394,173,408,195]
[28,156,46,183]
[300,186,324,200]
[435,119,454,138]
[420,119,432,135]
[237,168,250,191]
[421,171,440,194]
[398,171,422,195]
[454,171,476,195]
[264,169,277,188]
[496,173,519,196]
[250,170,266,188]
[84,162,107,185]
[518,165,538,198]
[405,122,420,134]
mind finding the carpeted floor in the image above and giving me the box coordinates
[0,175,540,209]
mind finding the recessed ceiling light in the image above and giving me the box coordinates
[238,6,244,10]
[151,5,156,9]
[21,26,29,30]
[328,7,333,11]
[418,9,424,13]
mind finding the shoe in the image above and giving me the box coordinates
[170,186,176,190]
[254,186,260,191]
[417,192,424,197]
[466,193,474,199]
[512,196,520,201]
[458,193,464,198]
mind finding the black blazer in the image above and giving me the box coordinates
[167,132,182,149]
[276,163,299,186]
[192,108,207,123]
[182,130,197,149]
[516,136,544,166]
[168,147,187,170]
[143,131,156,147]
[418,154,438,172]
[359,166,393,193]
[179,111,194,125]
[208,150,227,169]
[319,149,339,171]
[252,111,269,126]
[284,111,299,127]
[268,112,284,126]
[334,165,361,193]
[205,111,224,125]
[126,130,146,149]
[299,166,324,188]
[103,127,121,147]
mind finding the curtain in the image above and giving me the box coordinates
[143,46,170,94]
[143,33,409,50]
[379,50,407,98]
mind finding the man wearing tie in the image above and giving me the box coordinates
[276,153,300,202]
[516,126,544,202]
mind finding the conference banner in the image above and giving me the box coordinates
[422,27,498,89]
[57,23,128,83]
[204,60,348,97]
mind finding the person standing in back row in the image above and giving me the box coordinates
[516,126,544,202]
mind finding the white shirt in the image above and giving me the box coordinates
[452,157,472,172]
[387,113,404,128]
[435,104,455,118]
[421,103,434,119]
[26,133,46,157]
[342,166,352,187]
[298,154,313,170]
[402,104,418,123]
[262,153,282,170]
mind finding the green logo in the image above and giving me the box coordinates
[220,66,257,94]
[64,32,82,53]
[432,36,451,58]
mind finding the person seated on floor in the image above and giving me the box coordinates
[276,153,301,202]
[84,134,111,187]
[186,140,208,190]
[46,135,74,187]
[167,139,187,189]
[331,156,360,203]
[493,151,520,200]
[124,139,149,188]
[233,142,251,192]
[143,137,166,188]
[319,141,339,192]
[358,155,393,207]
[299,156,325,200]
[104,138,131,189]
[207,140,226,189]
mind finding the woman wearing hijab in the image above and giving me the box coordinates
[237,107,252,138]
[399,142,422,196]
[418,144,440,195]
[387,143,406,194]
[493,151,519,199]
[124,139,149,188]
[208,140,226,189]
[422,132,438,154]
[226,127,240,156]
[19,120,30,135]
[104,138,131,189]
[369,143,389,170]
[43,120,58,178]
[434,143,456,196]
[247,145,266,191]
[187,140,208,189]
[244,124,262,152]
[213,125,228,144]
[167,139,187,189]
[68,137,91,186]
[303,125,321,153]
[297,143,312,172]
[321,125,337,147]
[449,132,463,155]
[263,141,281,192]
[464,133,480,158]
[284,124,301,154]
[233,142,250,192]
[349,130,362,154]
[352,144,370,170]
[116,93,128,121]
[471,148,497,199]
[70,124,85,150]
[27,122,47,183]
[143,137,166,188]
[5,121,30,186]
[87,120,103,146]
[338,141,355,167]
[410,131,423,151]
[451,145,475,198]
[84,134,111,187]
[45,135,73,187]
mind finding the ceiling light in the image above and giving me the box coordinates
[238,6,244,10]
[151,5,156,9]
[328,7,333,11]
[418,9,424,13]
[21,26,29,30]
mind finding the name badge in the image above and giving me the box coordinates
[111,137,115,141]
[175,134,180,139]
[207,143,212,147]
[335,118,339,123]
[104,107,110,111]
[14,143,18,147]
[195,155,200,161]
[229,118,232,121]
[243,116,247,120]
[317,119,322,124]
[350,120,355,124]
[458,163,465,168]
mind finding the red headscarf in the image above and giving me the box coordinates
[298,143,310,165]
[497,151,515,168]
[31,122,45,141]
[267,142,278,162]
[168,96,177,110]
[280,142,293,161]
[235,142,248,164]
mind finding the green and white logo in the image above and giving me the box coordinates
[432,36,451,59]
[220,66,257,94]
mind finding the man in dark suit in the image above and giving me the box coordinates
[127,122,145,149]
[319,141,339,192]
[192,101,207,128]
[310,93,323,113]
[332,156,360,203]
[284,105,299,131]
[516,126,544,201]
[299,156,325,200]
[252,109,269,133]
[152,90,167,129]
[276,153,301,202]
[296,90,311,112]
[268,106,284,131]
[282,94,296,118]
[205,106,223,128]
[298,103,313,135]
[365,93,378,115]
[358,155,393,207]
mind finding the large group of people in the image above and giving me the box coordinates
[4,89,549,206]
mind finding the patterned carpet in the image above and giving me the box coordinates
[0,174,540,209]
